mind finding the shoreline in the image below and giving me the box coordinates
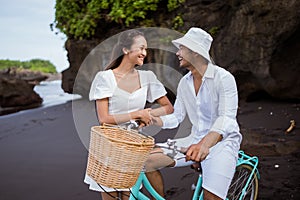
[0,99,299,199]
[0,78,82,117]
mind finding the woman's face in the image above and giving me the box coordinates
[127,35,147,66]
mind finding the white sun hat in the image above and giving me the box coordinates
[172,27,213,62]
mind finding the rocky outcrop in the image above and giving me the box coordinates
[3,68,49,86]
[62,39,100,94]
[207,0,300,100]
[0,68,47,115]
[62,0,300,101]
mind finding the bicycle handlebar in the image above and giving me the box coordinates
[155,139,188,155]
[120,122,188,156]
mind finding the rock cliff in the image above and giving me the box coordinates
[0,68,47,115]
[62,0,300,101]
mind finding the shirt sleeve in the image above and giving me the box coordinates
[160,79,186,129]
[89,71,114,101]
[209,72,239,139]
[146,71,167,103]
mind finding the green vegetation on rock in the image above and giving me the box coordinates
[0,59,57,73]
[53,0,185,39]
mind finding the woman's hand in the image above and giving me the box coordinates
[136,108,152,126]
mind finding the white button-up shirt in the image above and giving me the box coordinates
[161,63,242,146]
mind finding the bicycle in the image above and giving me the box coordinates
[93,122,259,200]
[128,138,260,200]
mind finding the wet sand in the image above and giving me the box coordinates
[0,99,299,200]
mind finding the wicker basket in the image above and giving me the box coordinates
[86,125,155,188]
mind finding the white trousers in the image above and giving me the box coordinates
[161,138,239,199]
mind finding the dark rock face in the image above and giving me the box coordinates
[62,0,300,101]
[208,0,300,100]
[62,39,100,94]
[0,69,46,115]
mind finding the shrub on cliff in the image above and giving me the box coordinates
[53,0,185,39]
[0,59,57,74]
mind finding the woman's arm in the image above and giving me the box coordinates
[96,98,152,125]
[149,96,174,117]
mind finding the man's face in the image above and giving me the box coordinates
[176,45,193,69]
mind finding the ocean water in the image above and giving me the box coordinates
[34,80,82,107]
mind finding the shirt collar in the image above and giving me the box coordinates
[185,63,215,80]
[203,63,215,79]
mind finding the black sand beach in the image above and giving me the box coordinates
[0,99,299,200]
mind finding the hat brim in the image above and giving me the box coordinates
[172,37,211,62]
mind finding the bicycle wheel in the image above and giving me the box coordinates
[227,164,259,200]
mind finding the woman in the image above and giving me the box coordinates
[84,29,173,200]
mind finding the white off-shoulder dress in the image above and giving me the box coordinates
[84,69,167,192]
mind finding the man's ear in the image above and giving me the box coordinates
[122,47,129,55]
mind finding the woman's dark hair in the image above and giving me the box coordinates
[105,30,145,70]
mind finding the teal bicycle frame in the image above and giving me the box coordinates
[235,151,260,200]
[129,150,259,200]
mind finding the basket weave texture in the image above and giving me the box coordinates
[86,125,154,188]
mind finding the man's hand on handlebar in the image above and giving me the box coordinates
[185,142,209,162]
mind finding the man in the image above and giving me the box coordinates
[146,27,242,200]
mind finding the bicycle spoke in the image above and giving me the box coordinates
[227,165,258,200]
